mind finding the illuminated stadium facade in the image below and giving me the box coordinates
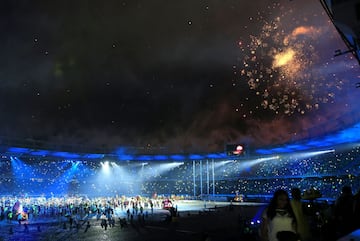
[1,121,360,200]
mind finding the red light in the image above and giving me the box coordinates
[233,145,244,155]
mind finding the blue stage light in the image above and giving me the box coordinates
[170,154,185,160]
[137,155,152,161]
[272,147,289,153]
[100,161,111,175]
[206,153,227,159]
[255,149,273,155]
[51,152,81,159]
[8,147,30,154]
[117,154,134,161]
[83,153,105,159]
[189,154,204,160]
[30,150,50,156]
[153,155,168,161]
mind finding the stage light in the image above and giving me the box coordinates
[100,161,110,175]
[213,160,233,169]
[72,161,80,168]
[149,162,184,177]
[295,149,335,159]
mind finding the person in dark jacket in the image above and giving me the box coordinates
[334,185,354,237]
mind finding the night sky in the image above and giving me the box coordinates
[1,0,359,154]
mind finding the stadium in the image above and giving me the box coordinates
[1,127,360,200]
[1,122,360,241]
[1,0,360,240]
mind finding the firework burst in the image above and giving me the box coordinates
[235,4,344,117]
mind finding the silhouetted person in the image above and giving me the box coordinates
[110,218,115,227]
[104,219,108,230]
[24,223,29,233]
[353,188,360,229]
[290,187,310,241]
[119,218,127,228]
[276,231,300,241]
[127,209,130,220]
[334,185,354,237]
[202,231,212,241]
[84,221,90,233]
[69,216,73,229]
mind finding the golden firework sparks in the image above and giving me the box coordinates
[234,3,345,117]
[273,48,295,67]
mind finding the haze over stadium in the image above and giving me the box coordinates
[0,0,359,154]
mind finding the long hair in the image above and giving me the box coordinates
[266,189,296,222]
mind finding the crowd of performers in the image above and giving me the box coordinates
[0,194,179,227]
